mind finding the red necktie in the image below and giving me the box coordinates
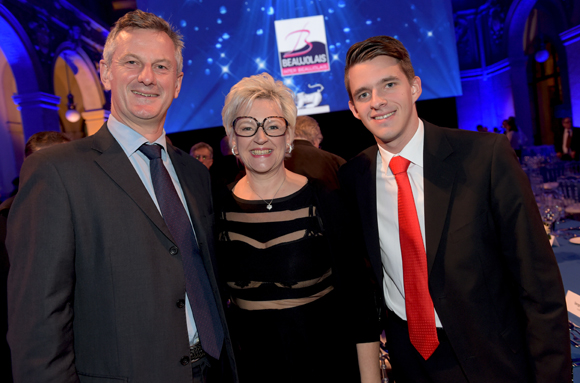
[389,156,439,360]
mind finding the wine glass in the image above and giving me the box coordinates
[539,194,561,235]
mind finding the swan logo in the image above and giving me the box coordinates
[274,15,330,77]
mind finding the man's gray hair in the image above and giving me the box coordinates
[190,142,213,158]
[103,9,184,73]
[294,116,323,146]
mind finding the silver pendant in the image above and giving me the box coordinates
[267,204,272,210]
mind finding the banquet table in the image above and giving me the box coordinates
[551,219,580,374]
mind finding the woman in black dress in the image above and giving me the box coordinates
[216,72,380,383]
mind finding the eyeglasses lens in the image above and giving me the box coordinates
[234,117,287,137]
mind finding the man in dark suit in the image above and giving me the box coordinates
[6,10,237,383]
[209,136,245,188]
[1,131,70,383]
[284,115,345,190]
[339,35,570,383]
[554,116,580,160]
[190,141,214,170]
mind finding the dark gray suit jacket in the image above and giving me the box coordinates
[7,124,237,383]
[284,139,346,191]
[339,121,571,383]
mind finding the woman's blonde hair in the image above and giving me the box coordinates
[222,73,297,138]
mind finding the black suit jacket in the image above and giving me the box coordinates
[553,126,580,160]
[0,197,12,382]
[284,140,346,191]
[339,121,571,383]
[6,124,237,383]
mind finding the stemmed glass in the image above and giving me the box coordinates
[539,193,563,236]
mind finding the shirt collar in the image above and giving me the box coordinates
[378,119,424,170]
[107,114,168,157]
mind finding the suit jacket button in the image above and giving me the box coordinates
[176,299,185,308]
[180,356,190,366]
[169,246,179,255]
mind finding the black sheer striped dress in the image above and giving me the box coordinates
[217,181,361,383]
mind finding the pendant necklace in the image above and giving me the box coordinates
[247,176,286,210]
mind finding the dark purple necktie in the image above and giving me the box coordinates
[139,143,223,359]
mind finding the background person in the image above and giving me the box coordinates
[339,35,570,383]
[190,141,214,169]
[6,10,237,383]
[503,117,523,159]
[284,115,346,191]
[554,115,580,160]
[215,72,380,383]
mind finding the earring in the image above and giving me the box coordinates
[231,144,237,156]
[287,143,293,154]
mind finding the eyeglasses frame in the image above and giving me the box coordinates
[232,115,289,137]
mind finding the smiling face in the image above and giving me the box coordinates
[347,55,421,154]
[231,98,293,176]
[100,28,183,135]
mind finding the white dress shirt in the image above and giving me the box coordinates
[376,120,442,327]
[563,128,572,154]
[107,115,200,345]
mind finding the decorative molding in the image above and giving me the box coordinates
[82,108,110,136]
[453,0,508,71]
[81,108,110,120]
[80,35,104,53]
[454,10,479,69]
[487,0,506,45]
[29,18,51,57]
[560,24,580,46]
[0,3,45,92]
[58,0,109,35]
[460,58,510,81]
[12,92,61,111]
[7,121,23,134]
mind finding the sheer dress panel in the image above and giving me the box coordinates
[218,185,334,311]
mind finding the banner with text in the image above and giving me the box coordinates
[275,15,330,76]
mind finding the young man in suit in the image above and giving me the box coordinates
[6,10,237,383]
[339,35,571,383]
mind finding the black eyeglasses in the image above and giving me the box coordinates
[232,116,288,137]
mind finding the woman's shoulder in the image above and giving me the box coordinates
[284,170,308,193]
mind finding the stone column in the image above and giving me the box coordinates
[81,109,110,136]
[561,25,580,124]
[509,56,535,144]
[12,92,61,142]
[0,121,21,199]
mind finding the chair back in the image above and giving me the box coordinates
[540,162,566,183]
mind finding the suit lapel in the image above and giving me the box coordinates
[423,121,456,274]
[92,124,174,243]
[167,145,207,248]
